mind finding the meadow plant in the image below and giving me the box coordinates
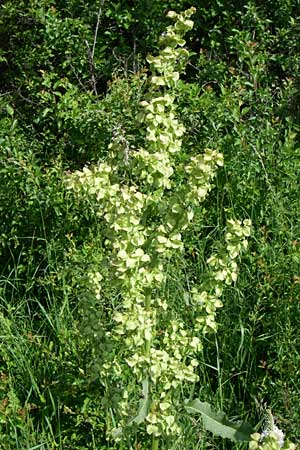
[67,8,251,448]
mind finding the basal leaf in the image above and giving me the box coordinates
[185,399,254,442]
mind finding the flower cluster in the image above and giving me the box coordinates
[249,410,296,450]
[190,218,251,333]
[185,149,224,204]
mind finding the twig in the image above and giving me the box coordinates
[132,37,138,74]
[66,55,88,93]
[85,0,105,95]
[92,0,105,61]
[17,88,39,106]
[250,142,271,187]
[85,39,98,95]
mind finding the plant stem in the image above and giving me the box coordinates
[145,291,152,357]
[152,435,159,450]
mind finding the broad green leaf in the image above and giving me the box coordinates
[185,400,254,442]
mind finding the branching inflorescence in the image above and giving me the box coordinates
[67,7,251,446]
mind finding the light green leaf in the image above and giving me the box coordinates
[157,235,168,244]
[126,258,136,268]
[134,248,144,257]
[6,104,14,116]
[117,249,127,259]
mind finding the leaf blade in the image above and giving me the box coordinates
[185,400,254,442]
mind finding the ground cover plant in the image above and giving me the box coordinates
[0,1,300,449]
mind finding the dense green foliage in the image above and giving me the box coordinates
[0,1,300,449]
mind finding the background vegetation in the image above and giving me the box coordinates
[0,0,299,449]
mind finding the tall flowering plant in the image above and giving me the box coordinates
[67,8,251,449]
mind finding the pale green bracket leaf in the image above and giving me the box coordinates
[129,378,151,426]
[185,399,254,442]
